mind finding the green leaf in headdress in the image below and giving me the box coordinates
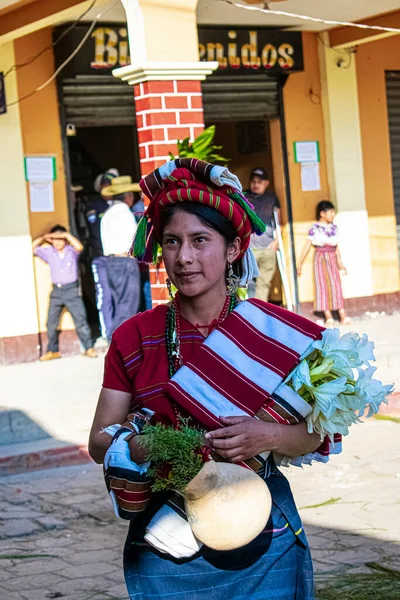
[133,215,148,258]
[230,191,266,235]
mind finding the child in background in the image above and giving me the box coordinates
[33,225,97,360]
[297,201,350,326]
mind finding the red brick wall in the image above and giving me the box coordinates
[133,79,205,305]
[134,80,204,176]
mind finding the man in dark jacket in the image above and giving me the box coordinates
[246,167,280,301]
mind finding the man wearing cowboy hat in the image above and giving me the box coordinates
[100,176,141,334]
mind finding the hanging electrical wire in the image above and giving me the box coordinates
[218,0,400,34]
[4,0,98,79]
[6,0,119,108]
[317,33,350,56]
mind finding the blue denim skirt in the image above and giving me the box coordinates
[123,472,314,600]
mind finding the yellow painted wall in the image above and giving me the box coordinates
[283,34,330,222]
[14,28,69,237]
[317,33,373,300]
[14,27,74,333]
[0,41,39,338]
[281,33,330,303]
[213,34,330,305]
[356,36,400,295]
[211,35,329,304]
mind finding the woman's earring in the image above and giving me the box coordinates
[226,262,240,296]
[166,278,174,300]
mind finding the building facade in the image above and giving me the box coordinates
[1,0,400,364]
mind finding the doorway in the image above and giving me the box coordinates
[65,124,140,337]
[212,119,283,304]
[386,71,400,267]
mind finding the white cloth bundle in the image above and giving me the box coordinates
[104,430,201,559]
[240,247,260,287]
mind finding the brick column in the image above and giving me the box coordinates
[134,80,204,176]
[113,63,218,306]
[133,78,207,306]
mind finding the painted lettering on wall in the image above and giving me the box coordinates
[54,24,302,77]
[91,27,130,69]
[198,28,303,73]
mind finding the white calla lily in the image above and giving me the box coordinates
[311,329,375,368]
[354,333,376,366]
[289,360,312,391]
[285,326,392,442]
[309,378,348,420]
[330,356,354,380]
[309,357,335,382]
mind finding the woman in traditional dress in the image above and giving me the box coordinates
[297,200,350,326]
[89,161,341,600]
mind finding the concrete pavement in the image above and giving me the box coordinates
[0,417,399,599]
[287,418,400,581]
[1,313,400,597]
[0,351,106,474]
[1,313,399,460]
[0,463,128,600]
[0,351,106,448]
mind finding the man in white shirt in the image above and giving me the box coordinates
[101,176,141,335]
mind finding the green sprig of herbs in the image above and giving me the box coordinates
[137,418,207,492]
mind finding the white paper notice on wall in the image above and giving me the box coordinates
[301,162,321,192]
[29,182,55,213]
[25,156,56,182]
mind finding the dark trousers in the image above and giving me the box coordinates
[92,256,113,341]
[46,282,93,352]
[106,257,140,334]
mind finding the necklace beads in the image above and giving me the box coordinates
[165,293,238,378]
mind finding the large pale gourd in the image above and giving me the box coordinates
[183,461,272,551]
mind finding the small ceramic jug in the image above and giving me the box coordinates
[183,460,272,551]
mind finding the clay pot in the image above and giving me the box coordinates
[183,460,272,551]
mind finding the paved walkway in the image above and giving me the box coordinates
[1,314,399,455]
[0,352,105,449]
[1,418,399,599]
[0,463,128,600]
[1,313,400,597]
[287,419,400,581]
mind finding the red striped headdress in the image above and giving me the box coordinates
[132,158,265,263]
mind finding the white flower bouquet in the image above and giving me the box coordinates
[286,329,394,441]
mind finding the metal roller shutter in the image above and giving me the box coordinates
[61,74,135,127]
[61,73,279,127]
[385,71,400,262]
[201,74,280,122]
